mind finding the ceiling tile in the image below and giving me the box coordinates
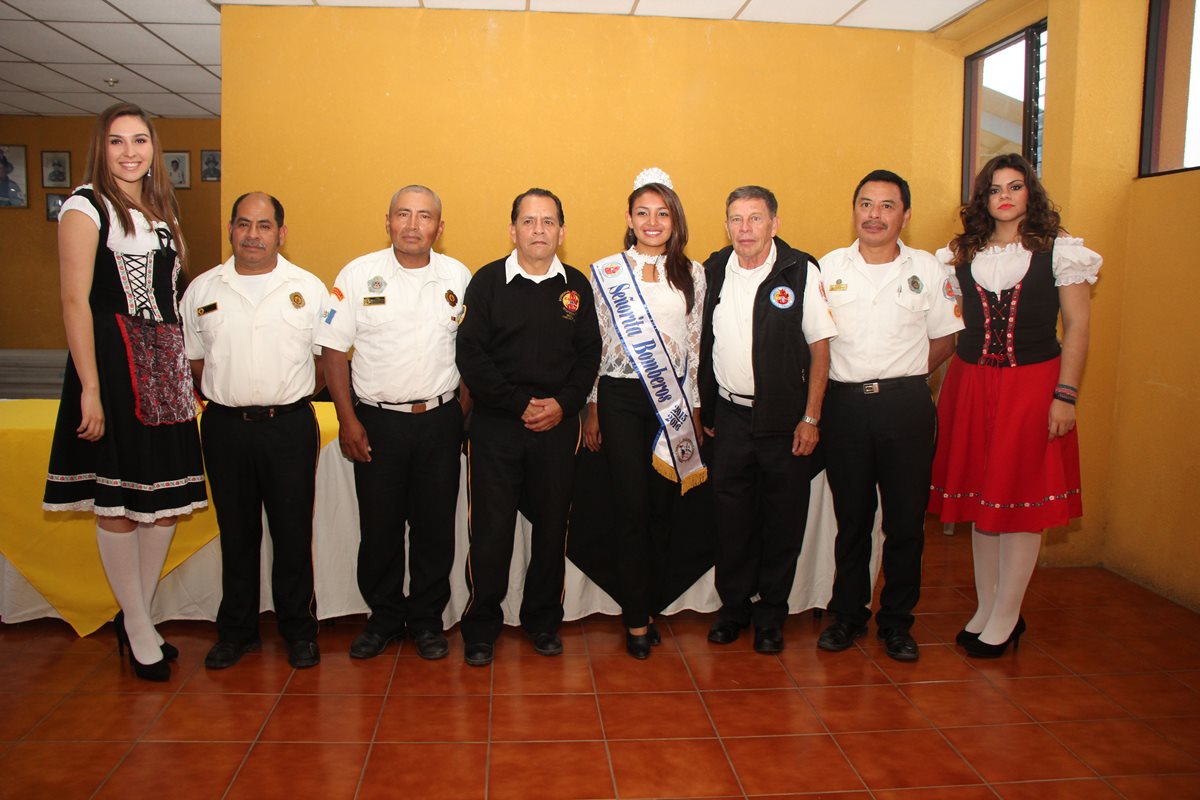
[0,78,21,91]
[47,62,163,92]
[107,0,222,24]
[0,62,91,91]
[113,91,214,116]
[0,90,92,113]
[129,64,220,92]
[422,1,526,10]
[207,65,221,76]
[0,102,33,113]
[0,46,30,62]
[529,1,636,13]
[46,22,192,64]
[146,24,220,64]
[210,0,312,5]
[635,0,743,20]
[739,0,857,25]
[0,4,30,19]
[181,92,220,114]
[0,21,109,62]
[5,0,126,22]
[44,90,123,112]
[838,0,985,31]
[316,0,420,6]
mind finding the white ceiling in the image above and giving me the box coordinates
[0,0,985,118]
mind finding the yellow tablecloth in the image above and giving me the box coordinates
[0,399,340,635]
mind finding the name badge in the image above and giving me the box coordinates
[197,302,217,316]
[363,296,386,306]
[829,279,848,292]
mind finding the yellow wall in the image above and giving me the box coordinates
[0,116,221,348]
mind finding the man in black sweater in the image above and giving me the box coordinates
[455,188,601,666]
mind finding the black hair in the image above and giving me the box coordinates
[510,187,564,225]
[852,169,911,211]
[230,192,285,227]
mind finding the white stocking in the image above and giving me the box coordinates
[96,525,162,664]
[964,526,999,633]
[137,522,176,646]
[979,531,1040,645]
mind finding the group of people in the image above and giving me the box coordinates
[42,102,1100,681]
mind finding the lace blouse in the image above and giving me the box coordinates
[935,236,1102,293]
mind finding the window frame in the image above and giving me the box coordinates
[1139,0,1200,177]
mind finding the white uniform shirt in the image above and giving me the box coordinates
[314,248,472,404]
[181,255,326,407]
[712,242,837,397]
[819,239,964,384]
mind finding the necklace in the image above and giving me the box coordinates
[625,247,665,271]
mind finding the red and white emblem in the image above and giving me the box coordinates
[560,290,581,313]
[770,287,795,309]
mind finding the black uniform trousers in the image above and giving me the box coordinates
[823,377,935,632]
[460,410,581,644]
[710,398,812,631]
[201,402,319,645]
[353,400,462,637]
[597,377,673,629]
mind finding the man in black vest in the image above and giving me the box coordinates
[699,185,836,653]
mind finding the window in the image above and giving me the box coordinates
[962,20,1048,200]
[1140,0,1200,175]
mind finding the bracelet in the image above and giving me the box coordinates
[800,415,820,427]
[1053,391,1077,405]
[1056,383,1078,393]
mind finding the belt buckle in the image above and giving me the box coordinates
[863,382,880,395]
[411,402,427,413]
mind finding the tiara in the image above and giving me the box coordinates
[633,167,673,191]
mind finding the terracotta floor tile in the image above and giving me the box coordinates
[1144,716,1200,759]
[836,729,979,789]
[870,642,982,683]
[803,684,931,732]
[666,616,754,653]
[0,740,129,800]
[75,652,188,693]
[609,738,740,798]
[591,651,695,693]
[581,619,639,654]
[685,650,796,690]
[227,742,367,800]
[901,681,1031,727]
[28,691,169,741]
[284,651,395,694]
[941,723,1093,782]
[359,743,487,799]
[962,643,1073,679]
[489,741,614,800]
[992,675,1129,722]
[0,650,107,693]
[178,652,294,694]
[492,653,594,694]
[0,692,63,740]
[1046,718,1200,775]
[389,653,494,695]
[144,692,277,741]
[259,693,382,742]
[597,691,715,739]
[1105,774,1200,799]
[911,586,976,613]
[777,647,891,687]
[491,622,585,659]
[992,779,1123,798]
[1124,637,1200,670]
[724,734,863,794]
[1085,672,1200,717]
[872,787,997,799]
[375,694,490,742]
[94,741,248,800]
[491,693,602,740]
[1035,637,1155,674]
[702,688,823,736]
[1173,670,1200,692]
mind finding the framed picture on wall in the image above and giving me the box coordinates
[201,150,221,182]
[46,193,67,222]
[0,144,29,208]
[42,151,70,188]
[164,151,190,189]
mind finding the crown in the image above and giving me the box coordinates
[633,167,673,191]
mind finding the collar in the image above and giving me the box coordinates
[218,252,298,284]
[504,249,566,283]
[849,238,912,269]
[725,240,777,278]
[390,249,453,286]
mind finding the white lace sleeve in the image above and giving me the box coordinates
[589,267,610,404]
[1052,236,1102,286]
[686,261,706,408]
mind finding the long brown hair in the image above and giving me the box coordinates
[83,103,188,270]
[624,183,695,312]
[948,153,1062,267]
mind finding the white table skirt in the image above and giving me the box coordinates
[0,440,881,628]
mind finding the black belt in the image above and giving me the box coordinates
[207,399,310,422]
[828,376,927,395]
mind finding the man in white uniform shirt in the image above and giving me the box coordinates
[182,192,326,670]
[816,170,963,661]
[698,185,836,654]
[316,185,471,661]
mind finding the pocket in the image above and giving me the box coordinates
[196,308,224,349]
[358,301,399,327]
[280,305,316,364]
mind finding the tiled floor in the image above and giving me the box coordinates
[2,523,1199,799]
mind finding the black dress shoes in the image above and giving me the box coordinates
[817,621,868,652]
[349,631,397,660]
[464,642,494,667]
[878,628,919,662]
[626,632,652,659]
[647,622,662,646]
[753,626,784,654]
[288,640,321,669]
[707,620,743,644]
[204,639,262,669]
[532,631,563,656]
[411,629,450,660]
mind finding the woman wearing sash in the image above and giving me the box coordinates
[43,103,207,681]
[930,153,1099,658]
[583,168,707,659]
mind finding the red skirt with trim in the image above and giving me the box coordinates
[928,355,1082,532]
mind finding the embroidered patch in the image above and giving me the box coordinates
[331,286,345,302]
[323,308,337,324]
[560,290,580,313]
[367,275,386,293]
[196,302,217,316]
[675,439,695,462]
[602,263,622,276]
[908,275,923,293]
[290,291,305,309]
[445,289,458,307]
[818,280,828,302]
[953,304,962,318]
[769,287,795,309]
[942,277,956,301]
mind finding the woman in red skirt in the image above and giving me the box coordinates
[930,153,1099,658]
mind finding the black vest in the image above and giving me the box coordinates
[956,246,1060,366]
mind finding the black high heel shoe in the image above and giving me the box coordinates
[963,616,1026,659]
[115,610,177,662]
[954,628,980,647]
[115,611,174,679]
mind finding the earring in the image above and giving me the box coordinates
[146,167,152,177]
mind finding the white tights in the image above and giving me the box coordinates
[95,521,176,664]
[964,526,1041,645]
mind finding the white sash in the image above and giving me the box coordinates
[592,254,707,493]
